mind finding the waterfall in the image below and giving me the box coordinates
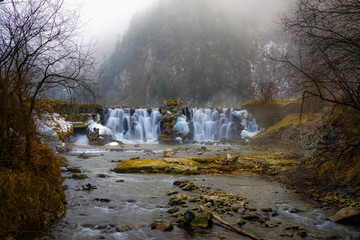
[104,108,161,143]
[187,108,259,142]
[94,107,258,144]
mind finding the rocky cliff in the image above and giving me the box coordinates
[98,0,287,106]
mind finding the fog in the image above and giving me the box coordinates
[71,0,292,57]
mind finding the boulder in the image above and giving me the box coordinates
[331,207,360,225]
[87,123,114,145]
[190,210,213,228]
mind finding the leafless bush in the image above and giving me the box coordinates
[280,0,360,112]
[0,0,96,163]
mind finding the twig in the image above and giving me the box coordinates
[202,206,261,240]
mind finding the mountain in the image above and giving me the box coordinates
[98,0,285,106]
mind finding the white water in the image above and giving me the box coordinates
[104,108,161,143]
[188,108,259,142]
[79,107,259,145]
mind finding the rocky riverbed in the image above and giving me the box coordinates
[41,142,360,240]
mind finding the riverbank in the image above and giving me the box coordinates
[42,142,360,239]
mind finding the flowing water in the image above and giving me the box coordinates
[42,143,360,240]
[104,108,161,143]
[101,108,259,144]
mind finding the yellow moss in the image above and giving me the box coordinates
[114,158,200,174]
[242,99,299,108]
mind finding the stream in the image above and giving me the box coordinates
[42,143,360,240]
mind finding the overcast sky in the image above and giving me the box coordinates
[71,0,156,42]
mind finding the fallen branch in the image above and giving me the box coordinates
[202,206,261,240]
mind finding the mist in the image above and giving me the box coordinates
[73,0,292,58]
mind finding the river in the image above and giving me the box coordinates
[41,143,360,240]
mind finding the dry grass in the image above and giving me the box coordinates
[0,142,65,239]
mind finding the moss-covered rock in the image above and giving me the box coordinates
[72,173,87,179]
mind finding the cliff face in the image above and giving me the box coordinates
[98,0,279,106]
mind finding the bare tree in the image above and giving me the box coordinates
[280,0,360,111]
[0,0,96,164]
[250,39,292,102]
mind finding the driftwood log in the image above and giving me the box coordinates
[202,206,261,240]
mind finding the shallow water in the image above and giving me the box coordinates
[42,144,360,240]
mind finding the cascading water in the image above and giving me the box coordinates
[83,107,258,145]
[104,108,161,143]
[187,108,259,142]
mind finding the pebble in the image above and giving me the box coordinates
[262,207,272,212]
[72,173,87,179]
[167,190,178,196]
[236,219,247,225]
[116,225,132,232]
[167,207,180,213]
[94,198,110,202]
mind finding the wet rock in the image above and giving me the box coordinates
[172,212,181,218]
[77,152,89,159]
[231,203,242,212]
[280,232,293,237]
[288,208,301,213]
[246,206,257,211]
[258,218,268,223]
[243,213,260,221]
[167,190,178,196]
[187,196,197,202]
[168,207,180,214]
[182,183,197,191]
[94,198,110,202]
[286,225,303,230]
[150,221,173,231]
[82,183,97,191]
[116,179,125,182]
[116,225,132,232]
[87,125,114,146]
[97,174,108,178]
[218,234,226,239]
[297,230,307,238]
[130,157,140,160]
[134,144,140,147]
[331,207,360,225]
[236,219,247,225]
[173,180,185,186]
[190,210,213,228]
[184,210,195,222]
[204,202,212,207]
[163,151,173,157]
[169,197,185,206]
[111,159,122,163]
[67,167,82,173]
[265,220,278,228]
[126,199,136,203]
[72,173,87,179]
[262,207,272,212]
